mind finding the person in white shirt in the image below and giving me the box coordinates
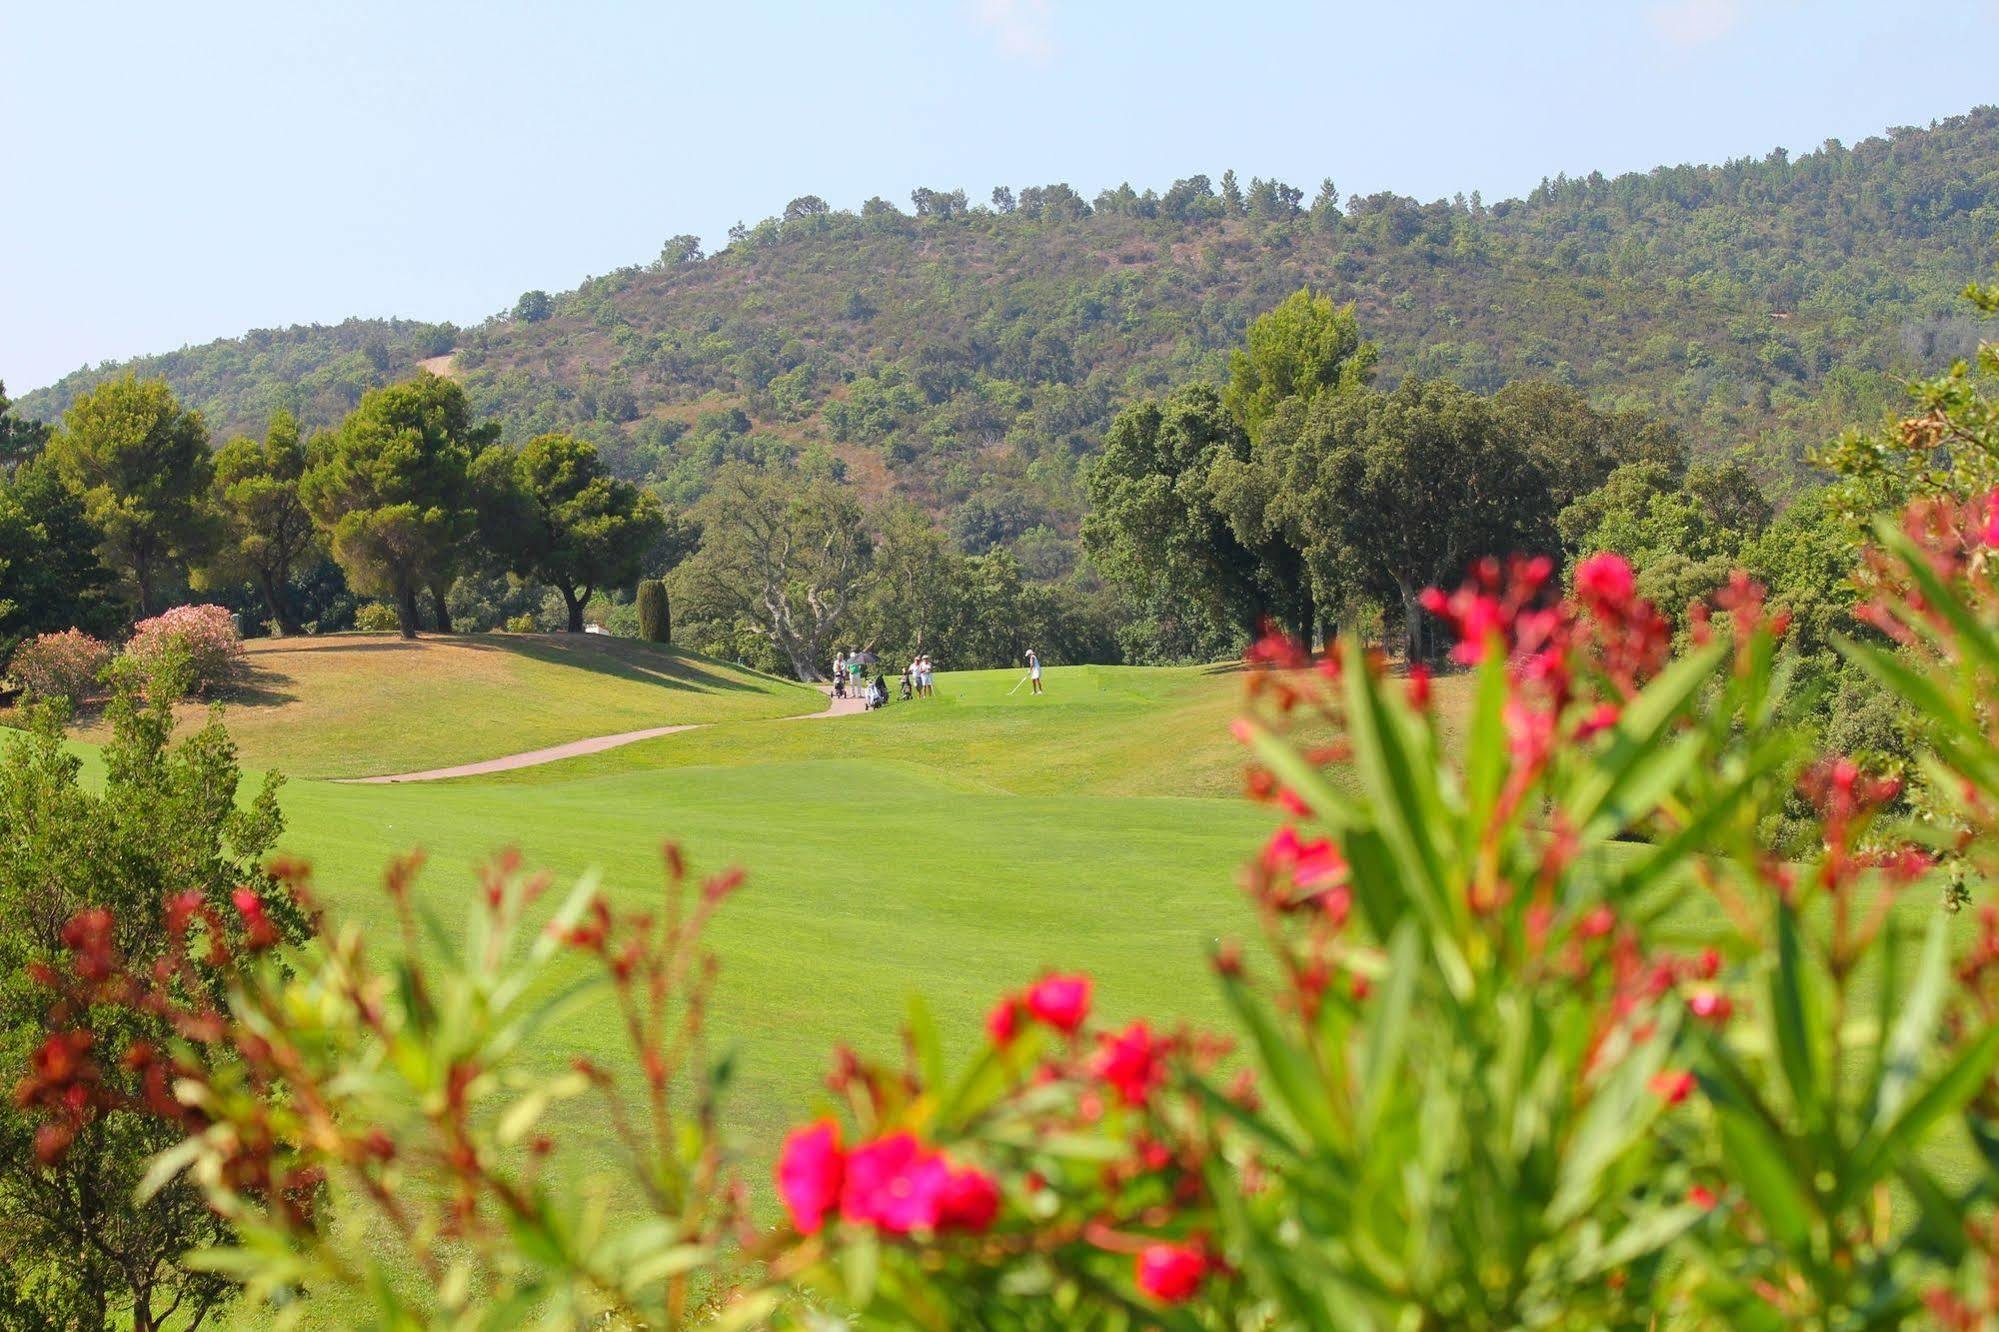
[1026,648,1043,695]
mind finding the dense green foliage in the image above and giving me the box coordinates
[298,373,500,637]
[1086,291,1693,656]
[476,432,667,632]
[636,577,669,643]
[45,377,221,616]
[210,411,317,635]
[0,658,302,1331]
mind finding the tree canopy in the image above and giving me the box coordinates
[299,373,497,638]
[479,432,667,632]
[211,412,317,635]
[45,376,219,616]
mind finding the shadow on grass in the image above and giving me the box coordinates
[247,632,791,697]
[496,636,770,694]
[210,660,301,710]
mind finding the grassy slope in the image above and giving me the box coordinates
[69,632,820,779]
[272,663,1298,1133]
[222,661,1288,1320]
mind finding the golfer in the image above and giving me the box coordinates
[1026,648,1043,695]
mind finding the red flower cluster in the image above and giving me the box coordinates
[1135,1238,1216,1303]
[776,1120,999,1237]
[989,972,1094,1043]
[1418,555,1559,668]
[1258,825,1349,918]
[1092,1020,1170,1106]
[14,1029,106,1163]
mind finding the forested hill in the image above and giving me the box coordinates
[22,107,1999,534]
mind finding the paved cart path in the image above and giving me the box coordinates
[339,691,867,784]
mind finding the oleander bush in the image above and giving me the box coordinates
[9,628,112,703]
[22,494,1999,1327]
[124,604,244,695]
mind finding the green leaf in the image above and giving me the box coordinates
[1605,742,1792,902]
[1850,1023,1999,1191]
[1564,642,1727,836]
[1357,921,1419,1138]
[1871,911,1949,1130]
[1896,1163,1972,1265]
[1765,904,1823,1135]
[1462,647,1510,835]
[1215,964,1341,1146]
[619,1243,711,1291]
[1569,1200,1708,1281]
[841,1227,880,1308]
[1714,1104,1816,1256]
[906,993,943,1093]
[1878,523,1999,677]
[1240,716,1368,835]
[1339,637,1453,931]
[1547,1005,1679,1227]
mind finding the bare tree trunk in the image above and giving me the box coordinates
[396,587,421,640]
[258,571,302,636]
[561,586,586,633]
[430,587,453,634]
[1399,582,1423,665]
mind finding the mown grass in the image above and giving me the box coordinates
[272,663,1307,1136]
[67,632,819,779]
[203,661,1290,1323]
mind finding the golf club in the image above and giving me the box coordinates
[1005,674,1032,696]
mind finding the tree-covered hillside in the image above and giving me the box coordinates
[23,108,1999,543]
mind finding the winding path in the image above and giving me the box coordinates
[338,691,867,785]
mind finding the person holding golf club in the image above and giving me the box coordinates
[1026,647,1043,696]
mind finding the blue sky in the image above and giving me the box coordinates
[5,0,1996,393]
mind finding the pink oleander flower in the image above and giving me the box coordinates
[1261,825,1345,890]
[1135,1240,1210,1303]
[840,1131,952,1233]
[986,994,1023,1045]
[1574,551,1637,610]
[1687,988,1733,1024]
[1025,973,1092,1033]
[1093,1020,1169,1106]
[776,1119,844,1234]
[936,1164,1001,1233]
[11,629,113,702]
[1649,1069,1695,1105]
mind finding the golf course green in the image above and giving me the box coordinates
[186,639,1330,1180]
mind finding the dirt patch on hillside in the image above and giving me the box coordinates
[416,353,458,379]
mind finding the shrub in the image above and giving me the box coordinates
[124,604,243,694]
[503,613,537,634]
[354,602,401,632]
[2,657,297,1328]
[10,629,112,703]
[637,578,670,643]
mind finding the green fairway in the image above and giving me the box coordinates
[250,661,1303,1195]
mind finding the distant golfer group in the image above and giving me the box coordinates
[828,647,1044,706]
